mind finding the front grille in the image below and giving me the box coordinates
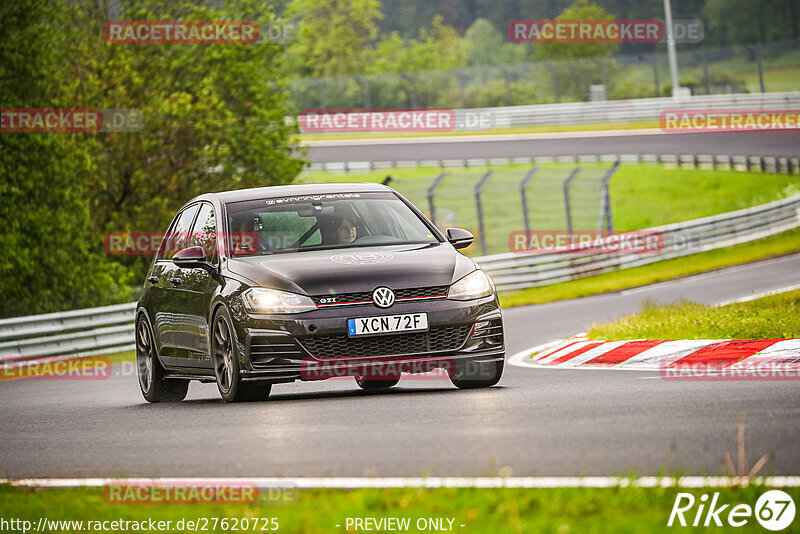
[299,324,472,358]
[312,286,448,307]
[471,319,504,346]
[249,334,305,368]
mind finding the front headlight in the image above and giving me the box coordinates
[242,288,317,314]
[447,270,493,300]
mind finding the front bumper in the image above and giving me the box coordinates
[235,296,504,383]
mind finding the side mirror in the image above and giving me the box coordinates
[173,245,210,269]
[446,228,474,250]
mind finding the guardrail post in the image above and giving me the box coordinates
[562,167,581,243]
[520,167,539,238]
[427,172,447,227]
[474,170,494,256]
[598,161,620,234]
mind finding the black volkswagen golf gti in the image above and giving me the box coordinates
[136,183,505,402]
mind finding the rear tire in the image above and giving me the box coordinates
[355,375,400,390]
[449,359,504,389]
[212,308,271,403]
[136,316,189,403]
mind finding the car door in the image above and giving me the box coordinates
[171,202,220,369]
[151,203,200,368]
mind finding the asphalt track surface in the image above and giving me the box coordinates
[306,130,800,163]
[1,253,799,479]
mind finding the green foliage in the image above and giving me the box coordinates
[536,0,619,62]
[0,1,132,316]
[286,0,383,77]
[71,0,304,280]
[0,0,305,317]
[463,18,530,66]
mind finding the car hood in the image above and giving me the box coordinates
[225,243,476,295]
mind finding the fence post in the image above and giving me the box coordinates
[598,161,620,234]
[520,167,539,238]
[562,167,581,243]
[474,170,494,256]
[427,172,447,227]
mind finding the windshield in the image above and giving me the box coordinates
[224,192,440,256]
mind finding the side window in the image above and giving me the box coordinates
[190,203,218,264]
[160,204,200,260]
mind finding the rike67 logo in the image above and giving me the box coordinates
[668,490,795,530]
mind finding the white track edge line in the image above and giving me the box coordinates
[3,476,799,489]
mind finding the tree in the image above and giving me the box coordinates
[533,0,621,102]
[536,0,619,61]
[0,0,131,317]
[69,0,305,277]
[285,0,383,77]
[463,18,529,66]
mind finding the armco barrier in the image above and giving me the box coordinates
[297,91,800,139]
[0,302,136,364]
[308,153,800,174]
[1,194,798,362]
[478,193,800,291]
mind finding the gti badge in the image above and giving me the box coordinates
[372,287,395,308]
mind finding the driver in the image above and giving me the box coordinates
[231,214,266,255]
[335,215,357,244]
[320,211,359,245]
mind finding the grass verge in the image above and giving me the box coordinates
[589,289,800,341]
[300,164,800,255]
[1,484,795,533]
[499,227,800,308]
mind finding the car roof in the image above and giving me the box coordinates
[190,182,394,205]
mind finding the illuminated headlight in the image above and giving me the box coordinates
[447,270,493,301]
[242,288,317,314]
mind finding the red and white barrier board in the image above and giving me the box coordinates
[529,334,800,380]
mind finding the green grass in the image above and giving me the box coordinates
[297,120,660,141]
[589,289,800,341]
[300,163,800,256]
[499,227,800,307]
[1,484,796,533]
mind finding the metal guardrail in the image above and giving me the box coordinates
[0,302,136,363]
[1,181,798,363]
[476,193,800,292]
[449,91,800,130]
[308,152,800,174]
[298,91,800,142]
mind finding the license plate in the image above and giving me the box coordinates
[347,313,428,336]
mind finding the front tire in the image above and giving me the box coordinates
[136,316,189,403]
[449,359,504,389]
[212,308,271,403]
